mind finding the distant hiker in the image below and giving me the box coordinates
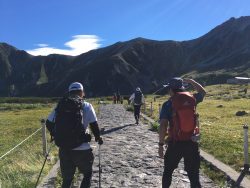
[120,96,123,104]
[129,87,145,124]
[46,82,103,188]
[158,78,206,188]
[116,91,121,104]
[113,93,117,104]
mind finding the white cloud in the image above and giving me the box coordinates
[26,35,102,56]
[37,44,49,47]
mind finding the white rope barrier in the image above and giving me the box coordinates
[0,127,42,160]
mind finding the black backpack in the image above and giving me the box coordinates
[54,96,88,149]
[134,91,142,105]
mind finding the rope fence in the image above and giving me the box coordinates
[0,127,42,160]
[0,119,53,188]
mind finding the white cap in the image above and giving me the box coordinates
[68,82,84,92]
[136,87,141,92]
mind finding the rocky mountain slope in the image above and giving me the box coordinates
[0,16,250,97]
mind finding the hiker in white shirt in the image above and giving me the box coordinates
[46,82,103,188]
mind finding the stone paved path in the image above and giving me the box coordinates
[76,104,218,188]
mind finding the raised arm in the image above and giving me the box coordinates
[183,78,206,97]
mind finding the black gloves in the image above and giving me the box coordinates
[96,137,103,145]
[89,121,103,145]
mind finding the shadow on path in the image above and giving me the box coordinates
[101,123,134,135]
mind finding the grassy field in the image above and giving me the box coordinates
[0,102,59,187]
[143,84,250,176]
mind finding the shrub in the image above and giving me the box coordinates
[126,105,134,112]
[151,122,160,131]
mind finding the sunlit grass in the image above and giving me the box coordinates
[0,103,58,187]
[198,99,249,171]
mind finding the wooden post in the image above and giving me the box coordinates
[158,103,161,114]
[41,119,47,157]
[150,102,153,116]
[236,124,250,186]
[243,124,249,166]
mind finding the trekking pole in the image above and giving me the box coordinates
[152,86,165,95]
[35,143,53,188]
[98,144,102,188]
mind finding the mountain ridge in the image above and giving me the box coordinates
[0,16,250,97]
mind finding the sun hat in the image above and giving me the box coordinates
[163,77,185,90]
[136,87,141,92]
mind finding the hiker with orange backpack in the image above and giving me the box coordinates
[158,78,206,188]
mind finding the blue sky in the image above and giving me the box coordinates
[1,0,250,56]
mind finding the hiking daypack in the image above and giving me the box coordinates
[134,91,142,105]
[169,92,197,141]
[54,96,87,149]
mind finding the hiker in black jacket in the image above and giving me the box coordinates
[129,87,145,124]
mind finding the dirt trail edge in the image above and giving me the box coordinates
[73,104,218,188]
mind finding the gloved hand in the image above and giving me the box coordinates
[96,137,103,145]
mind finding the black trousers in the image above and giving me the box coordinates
[162,141,201,188]
[59,148,94,188]
[134,105,141,122]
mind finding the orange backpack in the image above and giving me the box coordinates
[169,92,196,141]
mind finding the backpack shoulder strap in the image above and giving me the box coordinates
[171,92,196,109]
